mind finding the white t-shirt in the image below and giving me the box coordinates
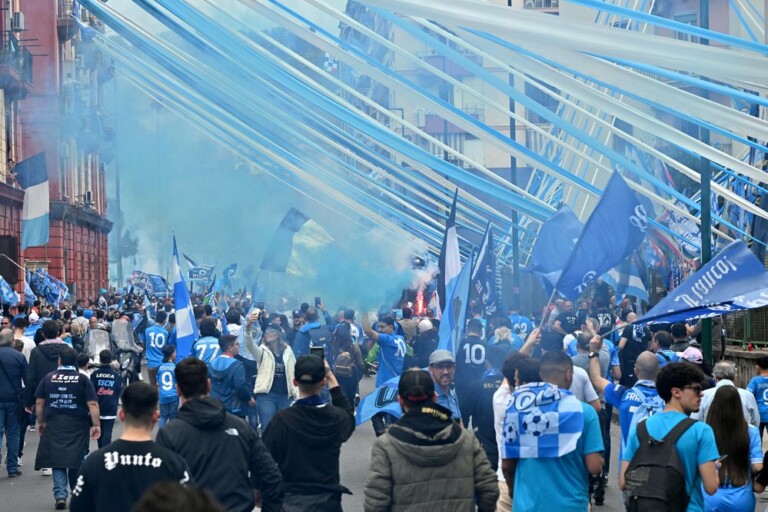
[493,381,513,482]
[17,335,35,362]
[570,366,599,404]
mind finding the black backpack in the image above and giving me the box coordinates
[308,325,332,349]
[624,418,695,512]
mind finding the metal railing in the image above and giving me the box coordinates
[0,33,33,83]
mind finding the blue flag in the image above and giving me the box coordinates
[221,263,237,288]
[438,250,473,354]
[149,274,170,298]
[502,383,586,459]
[16,153,49,250]
[438,190,460,314]
[556,173,647,300]
[601,256,649,303]
[0,276,18,305]
[636,240,768,325]
[470,223,504,318]
[356,373,403,426]
[260,208,333,278]
[524,206,583,292]
[23,272,35,305]
[173,237,199,362]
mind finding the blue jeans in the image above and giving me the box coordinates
[159,400,179,428]
[0,401,20,474]
[53,468,78,500]
[255,392,293,433]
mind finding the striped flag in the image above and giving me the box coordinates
[437,190,460,313]
[172,236,198,362]
[16,153,49,250]
[601,257,649,303]
[260,208,334,278]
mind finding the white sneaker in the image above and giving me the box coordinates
[41,468,52,476]
[27,425,35,432]
[17,457,22,467]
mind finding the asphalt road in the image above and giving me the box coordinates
[3,375,767,511]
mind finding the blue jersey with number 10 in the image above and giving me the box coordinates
[156,361,178,404]
[145,325,170,368]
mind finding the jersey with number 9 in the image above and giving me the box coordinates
[157,361,178,403]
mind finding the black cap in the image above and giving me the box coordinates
[294,355,325,384]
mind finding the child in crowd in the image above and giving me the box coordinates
[157,344,179,427]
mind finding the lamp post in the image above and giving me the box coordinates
[508,0,520,312]
[699,0,713,362]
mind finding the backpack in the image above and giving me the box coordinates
[309,325,332,349]
[625,418,695,512]
[333,351,354,378]
[627,387,666,438]
[657,350,678,367]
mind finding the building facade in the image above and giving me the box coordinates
[0,0,112,301]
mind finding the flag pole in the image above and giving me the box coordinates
[538,288,558,329]
[0,254,25,271]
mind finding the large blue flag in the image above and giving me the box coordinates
[556,173,647,300]
[636,240,768,325]
[0,276,18,305]
[173,236,199,362]
[524,206,583,292]
[437,190,460,314]
[221,263,237,289]
[149,274,170,298]
[356,373,403,426]
[438,250,473,354]
[23,271,35,305]
[470,223,504,318]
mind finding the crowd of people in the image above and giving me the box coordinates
[0,290,765,511]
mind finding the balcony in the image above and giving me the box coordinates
[58,0,79,42]
[0,33,33,97]
[421,108,483,135]
[417,51,482,78]
[524,0,559,10]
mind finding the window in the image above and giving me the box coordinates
[674,12,699,43]
[525,80,559,124]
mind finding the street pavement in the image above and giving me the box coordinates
[3,374,768,511]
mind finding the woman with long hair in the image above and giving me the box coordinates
[247,323,298,433]
[330,322,365,406]
[703,385,763,511]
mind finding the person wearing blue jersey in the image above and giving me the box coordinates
[362,313,406,437]
[508,307,534,340]
[144,311,170,388]
[191,318,220,367]
[747,355,768,439]
[157,345,178,428]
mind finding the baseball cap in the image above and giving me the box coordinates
[292,309,302,318]
[418,319,433,333]
[428,349,455,366]
[677,346,703,365]
[294,355,326,384]
[28,311,39,323]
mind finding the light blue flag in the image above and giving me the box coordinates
[556,173,647,300]
[16,154,49,250]
[636,240,768,325]
[437,250,474,354]
[143,293,155,324]
[0,276,18,305]
[356,373,403,426]
[524,206,583,292]
[23,272,35,306]
[172,236,199,362]
[502,383,586,459]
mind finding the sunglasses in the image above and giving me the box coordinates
[682,385,703,394]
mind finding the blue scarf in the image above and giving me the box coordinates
[502,382,584,459]
[299,321,321,334]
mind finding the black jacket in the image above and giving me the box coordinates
[25,341,68,407]
[263,386,355,496]
[155,397,283,512]
[0,346,27,402]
